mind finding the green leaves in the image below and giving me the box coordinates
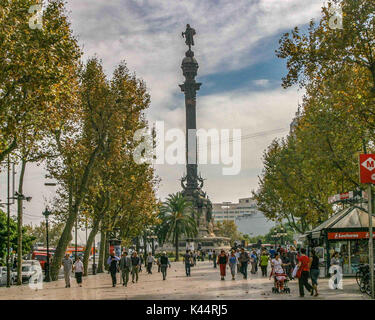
[258,0,375,234]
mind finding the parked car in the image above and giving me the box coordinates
[0,266,17,286]
[21,261,43,283]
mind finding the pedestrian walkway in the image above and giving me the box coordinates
[0,261,369,300]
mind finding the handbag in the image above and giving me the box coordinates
[292,265,299,278]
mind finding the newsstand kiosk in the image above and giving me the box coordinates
[303,206,375,277]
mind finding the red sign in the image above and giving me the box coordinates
[359,154,375,184]
[328,231,375,240]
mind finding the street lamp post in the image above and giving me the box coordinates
[42,208,52,282]
[75,216,78,262]
[5,156,15,288]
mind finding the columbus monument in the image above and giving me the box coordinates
[178,24,230,249]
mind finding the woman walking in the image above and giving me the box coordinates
[217,250,228,280]
[310,248,320,296]
[73,256,84,287]
[259,250,269,277]
[250,250,258,274]
[228,251,238,280]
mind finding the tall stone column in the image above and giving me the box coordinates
[179,49,201,196]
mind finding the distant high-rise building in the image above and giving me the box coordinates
[212,197,275,236]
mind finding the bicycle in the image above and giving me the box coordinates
[356,264,369,286]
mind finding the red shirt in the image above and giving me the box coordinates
[298,255,310,271]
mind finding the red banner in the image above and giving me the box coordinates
[328,231,375,240]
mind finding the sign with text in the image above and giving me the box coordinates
[359,154,375,184]
[328,231,375,240]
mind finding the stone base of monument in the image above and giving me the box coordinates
[158,236,231,253]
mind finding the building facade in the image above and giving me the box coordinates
[213,197,275,237]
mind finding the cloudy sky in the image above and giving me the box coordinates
[1,0,327,229]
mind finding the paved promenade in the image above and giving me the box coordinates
[0,261,369,300]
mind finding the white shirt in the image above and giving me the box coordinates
[74,260,84,273]
[271,258,284,274]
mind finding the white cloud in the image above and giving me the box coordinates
[6,0,323,223]
[253,79,270,87]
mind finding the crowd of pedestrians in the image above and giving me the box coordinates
[207,244,322,298]
[60,244,323,298]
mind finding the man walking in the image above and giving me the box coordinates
[107,252,120,287]
[183,250,192,277]
[269,246,276,259]
[281,251,291,279]
[119,251,131,287]
[297,248,313,297]
[250,250,258,274]
[235,249,241,273]
[131,251,141,283]
[239,248,250,279]
[62,253,73,288]
[160,251,171,280]
[146,252,155,274]
[212,250,217,268]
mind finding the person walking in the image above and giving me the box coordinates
[310,248,320,297]
[160,251,171,280]
[217,250,228,280]
[228,250,238,280]
[281,251,291,279]
[239,248,250,279]
[119,251,131,287]
[193,251,197,266]
[183,250,192,277]
[288,246,298,277]
[212,250,217,268]
[297,248,313,297]
[270,253,287,292]
[139,254,143,273]
[259,250,269,277]
[157,256,161,273]
[131,251,141,283]
[62,253,73,288]
[146,252,155,274]
[269,246,276,259]
[107,252,120,287]
[73,256,84,287]
[208,250,212,262]
[235,249,241,273]
[250,250,258,274]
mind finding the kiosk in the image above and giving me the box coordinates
[303,206,375,277]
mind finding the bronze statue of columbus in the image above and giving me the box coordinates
[182,24,196,50]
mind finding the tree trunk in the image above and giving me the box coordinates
[50,146,101,280]
[143,234,147,267]
[175,232,179,262]
[104,231,109,271]
[16,159,26,285]
[83,217,100,276]
[136,236,140,253]
[97,228,106,273]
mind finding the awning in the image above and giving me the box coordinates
[304,206,375,238]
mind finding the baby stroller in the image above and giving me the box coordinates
[270,267,290,294]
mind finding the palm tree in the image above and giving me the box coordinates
[160,192,197,261]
